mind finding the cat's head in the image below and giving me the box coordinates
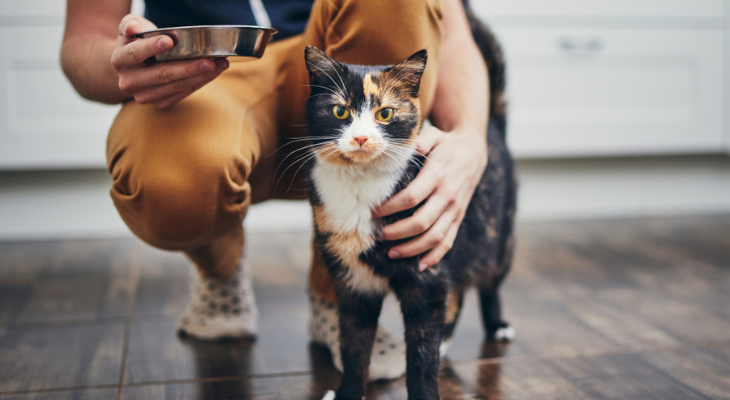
[304,46,427,166]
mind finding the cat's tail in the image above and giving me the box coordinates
[462,0,508,136]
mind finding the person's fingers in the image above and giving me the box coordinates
[388,206,456,260]
[372,171,439,217]
[118,15,157,39]
[381,193,451,241]
[415,126,443,156]
[118,15,140,37]
[133,66,225,105]
[112,35,173,70]
[418,220,460,270]
[119,58,219,94]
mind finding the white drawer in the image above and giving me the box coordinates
[495,28,724,157]
[0,26,120,169]
[0,2,66,18]
[472,0,725,20]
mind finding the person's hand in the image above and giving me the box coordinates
[111,15,229,108]
[372,125,488,271]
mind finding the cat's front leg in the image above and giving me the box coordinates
[330,290,384,400]
[395,274,448,400]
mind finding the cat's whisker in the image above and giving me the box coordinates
[286,152,319,192]
[304,84,345,101]
[305,61,348,100]
[273,142,331,178]
[273,148,322,195]
[282,145,339,193]
[269,135,341,156]
[267,139,327,161]
[319,56,349,98]
[391,142,430,162]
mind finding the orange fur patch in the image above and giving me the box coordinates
[363,73,379,98]
[309,240,338,304]
[312,205,387,293]
[444,290,462,324]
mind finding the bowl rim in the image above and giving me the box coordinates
[135,25,279,38]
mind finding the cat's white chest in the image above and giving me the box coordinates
[312,161,403,240]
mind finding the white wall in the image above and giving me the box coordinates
[2,155,730,240]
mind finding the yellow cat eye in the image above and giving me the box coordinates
[332,105,349,120]
[377,108,394,122]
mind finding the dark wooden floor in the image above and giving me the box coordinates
[1,215,729,399]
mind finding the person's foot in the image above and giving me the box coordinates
[177,254,258,340]
[309,292,406,381]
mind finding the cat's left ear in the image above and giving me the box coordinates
[389,49,428,95]
[304,45,345,87]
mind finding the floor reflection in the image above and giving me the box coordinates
[181,334,258,400]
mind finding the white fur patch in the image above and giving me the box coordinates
[439,339,452,357]
[341,265,389,295]
[312,144,414,240]
[321,391,336,400]
[494,325,516,341]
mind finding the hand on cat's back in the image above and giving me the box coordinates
[111,15,230,108]
[372,125,488,270]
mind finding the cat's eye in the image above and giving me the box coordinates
[377,108,394,122]
[332,105,349,120]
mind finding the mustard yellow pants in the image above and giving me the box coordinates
[107,0,443,302]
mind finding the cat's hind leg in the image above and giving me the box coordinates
[439,288,465,357]
[478,283,515,342]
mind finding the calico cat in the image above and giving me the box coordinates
[303,6,515,400]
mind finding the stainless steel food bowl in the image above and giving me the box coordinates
[135,25,278,61]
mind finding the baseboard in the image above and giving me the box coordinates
[1,154,729,241]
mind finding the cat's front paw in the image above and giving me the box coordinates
[321,391,336,400]
[486,321,516,342]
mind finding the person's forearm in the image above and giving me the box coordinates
[430,0,489,139]
[61,33,130,104]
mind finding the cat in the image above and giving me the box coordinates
[303,5,515,400]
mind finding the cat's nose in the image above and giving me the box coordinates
[353,136,368,146]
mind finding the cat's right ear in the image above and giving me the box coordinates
[304,46,344,87]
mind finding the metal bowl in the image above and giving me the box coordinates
[134,25,278,61]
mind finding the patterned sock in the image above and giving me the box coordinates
[177,253,258,340]
[309,292,406,381]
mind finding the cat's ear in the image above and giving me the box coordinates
[304,45,345,87]
[388,49,428,95]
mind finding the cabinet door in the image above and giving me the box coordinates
[494,28,724,157]
[472,0,724,19]
[0,1,65,18]
[0,27,120,169]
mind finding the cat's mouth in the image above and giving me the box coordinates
[316,143,385,165]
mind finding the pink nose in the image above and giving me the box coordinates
[354,136,368,146]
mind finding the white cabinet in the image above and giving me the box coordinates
[473,1,728,158]
[500,28,723,157]
[725,14,730,153]
[0,27,120,169]
[473,0,724,19]
[0,0,145,170]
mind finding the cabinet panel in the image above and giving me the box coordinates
[472,0,724,19]
[0,2,66,18]
[725,4,730,153]
[0,0,145,18]
[0,27,120,169]
[495,28,724,157]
